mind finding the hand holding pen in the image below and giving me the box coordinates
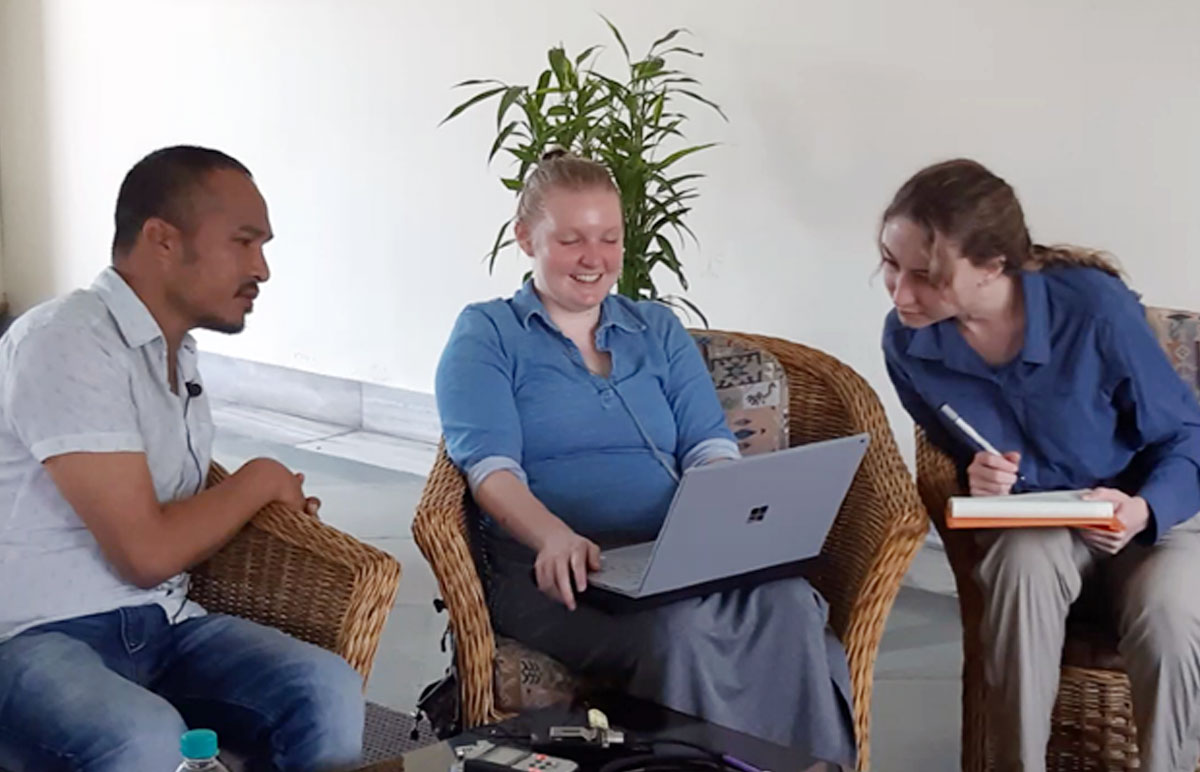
[939,404,1029,496]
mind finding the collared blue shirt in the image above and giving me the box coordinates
[883,266,1200,543]
[436,281,739,542]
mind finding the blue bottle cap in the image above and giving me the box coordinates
[180,729,219,760]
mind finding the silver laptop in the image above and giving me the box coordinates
[589,433,870,598]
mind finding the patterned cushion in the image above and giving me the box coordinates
[1146,306,1200,404]
[691,332,790,456]
[493,635,583,713]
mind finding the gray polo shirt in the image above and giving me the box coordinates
[0,267,213,642]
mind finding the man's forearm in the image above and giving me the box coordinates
[135,463,277,587]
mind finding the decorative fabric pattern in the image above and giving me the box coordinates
[1146,306,1200,404]
[692,333,790,456]
[493,636,582,712]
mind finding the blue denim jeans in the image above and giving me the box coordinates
[0,605,364,771]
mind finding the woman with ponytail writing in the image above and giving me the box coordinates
[879,159,1200,771]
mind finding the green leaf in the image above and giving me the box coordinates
[583,94,612,115]
[501,177,524,191]
[486,239,517,274]
[647,115,685,134]
[495,86,525,128]
[677,90,728,120]
[650,28,688,51]
[656,172,705,194]
[592,73,629,99]
[645,185,698,216]
[484,218,515,274]
[506,145,538,164]
[654,204,689,228]
[673,217,701,248]
[654,142,718,171]
[660,295,708,327]
[548,46,572,88]
[654,234,680,269]
[651,180,700,200]
[519,97,547,136]
[599,14,631,61]
[659,46,704,58]
[649,209,692,236]
[489,121,523,163]
[452,78,504,88]
[439,85,509,125]
[532,70,553,110]
[651,92,665,124]
[646,124,685,143]
[575,44,603,65]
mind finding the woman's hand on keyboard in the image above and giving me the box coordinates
[534,525,602,611]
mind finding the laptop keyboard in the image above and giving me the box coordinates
[593,542,653,592]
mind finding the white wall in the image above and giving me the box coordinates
[2,0,1199,464]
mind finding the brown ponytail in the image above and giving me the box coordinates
[1028,243,1122,278]
[881,159,1123,282]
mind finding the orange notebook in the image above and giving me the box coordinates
[946,490,1120,531]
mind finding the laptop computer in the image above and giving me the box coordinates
[586,433,870,602]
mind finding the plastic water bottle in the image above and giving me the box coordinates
[175,729,230,771]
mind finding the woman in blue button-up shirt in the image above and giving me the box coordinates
[435,151,856,763]
[879,158,1200,772]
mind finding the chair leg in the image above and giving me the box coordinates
[947,546,994,772]
[962,649,992,772]
[960,597,993,772]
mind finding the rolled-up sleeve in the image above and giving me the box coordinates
[659,312,740,470]
[435,308,526,493]
[1102,305,1200,542]
[4,324,144,461]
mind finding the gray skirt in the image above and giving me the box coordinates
[483,534,858,768]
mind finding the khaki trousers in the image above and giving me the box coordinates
[977,515,1200,772]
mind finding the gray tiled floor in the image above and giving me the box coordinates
[213,424,964,770]
[871,588,962,770]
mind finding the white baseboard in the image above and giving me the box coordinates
[199,352,441,446]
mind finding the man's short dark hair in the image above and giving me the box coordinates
[112,145,251,258]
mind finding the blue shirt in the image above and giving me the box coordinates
[436,282,739,542]
[883,267,1200,543]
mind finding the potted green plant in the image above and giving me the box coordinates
[441,17,725,322]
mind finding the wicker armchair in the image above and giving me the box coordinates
[413,330,928,770]
[915,305,1200,772]
[188,463,402,682]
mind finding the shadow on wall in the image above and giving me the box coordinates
[0,0,57,312]
[0,292,12,337]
